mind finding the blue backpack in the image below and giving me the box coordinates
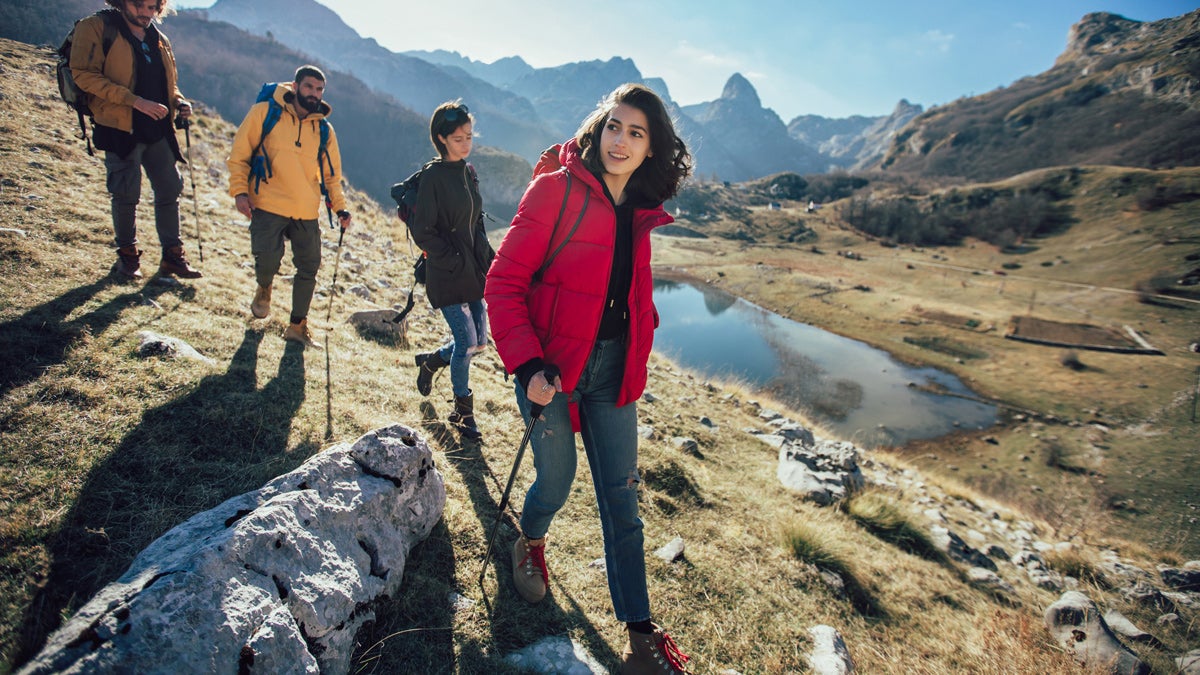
[249,82,332,197]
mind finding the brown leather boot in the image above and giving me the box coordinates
[621,624,692,674]
[250,285,272,319]
[112,245,143,279]
[511,534,548,603]
[449,391,482,440]
[159,245,202,278]
[283,318,323,349]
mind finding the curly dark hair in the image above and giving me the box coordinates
[106,0,174,16]
[575,83,691,204]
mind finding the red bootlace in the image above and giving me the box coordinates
[525,542,549,582]
[657,631,690,671]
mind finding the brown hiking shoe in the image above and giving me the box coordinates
[621,624,692,674]
[283,318,323,349]
[159,245,202,278]
[112,245,143,279]
[511,535,548,603]
[251,285,272,319]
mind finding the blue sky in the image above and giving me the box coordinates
[178,1,1197,119]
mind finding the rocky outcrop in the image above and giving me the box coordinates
[19,425,445,675]
[1044,591,1149,675]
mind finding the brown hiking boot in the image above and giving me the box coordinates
[283,318,323,349]
[621,624,692,674]
[112,245,143,279]
[414,350,448,396]
[251,285,272,319]
[511,534,548,603]
[159,245,202,278]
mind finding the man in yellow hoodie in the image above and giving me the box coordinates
[70,0,201,280]
[227,65,352,348]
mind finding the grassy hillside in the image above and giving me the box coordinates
[1,38,1196,674]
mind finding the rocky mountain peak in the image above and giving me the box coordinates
[721,73,762,107]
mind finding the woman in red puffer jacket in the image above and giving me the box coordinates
[485,83,694,674]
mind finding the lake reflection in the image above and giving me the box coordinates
[652,278,997,447]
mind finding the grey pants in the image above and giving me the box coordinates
[104,137,184,251]
[249,209,322,321]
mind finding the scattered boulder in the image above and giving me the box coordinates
[654,536,686,563]
[806,625,854,675]
[777,439,864,505]
[1103,610,1160,647]
[135,330,216,365]
[1044,591,1149,675]
[966,567,1016,597]
[503,636,607,674]
[930,527,997,571]
[1178,648,1200,674]
[347,309,407,338]
[1160,564,1200,591]
[1122,582,1177,613]
[18,425,445,675]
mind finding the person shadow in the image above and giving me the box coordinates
[348,400,620,672]
[0,278,187,402]
[14,329,309,666]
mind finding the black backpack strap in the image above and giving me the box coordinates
[534,171,588,281]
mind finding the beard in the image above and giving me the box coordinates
[298,95,321,113]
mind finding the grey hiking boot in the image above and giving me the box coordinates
[511,534,548,603]
[159,245,202,278]
[284,318,322,349]
[414,350,448,396]
[251,284,272,319]
[621,624,693,674]
[112,245,143,279]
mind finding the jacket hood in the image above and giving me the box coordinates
[273,81,333,119]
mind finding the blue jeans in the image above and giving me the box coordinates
[437,300,487,397]
[515,338,649,623]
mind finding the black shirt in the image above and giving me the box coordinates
[596,177,634,341]
[130,27,169,145]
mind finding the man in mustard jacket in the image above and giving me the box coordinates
[70,0,201,280]
[227,65,352,348]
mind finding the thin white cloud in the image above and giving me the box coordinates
[671,40,742,69]
[921,29,955,55]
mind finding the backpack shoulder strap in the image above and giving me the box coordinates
[534,170,588,281]
[97,10,119,53]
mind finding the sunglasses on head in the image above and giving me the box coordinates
[444,104,469,122]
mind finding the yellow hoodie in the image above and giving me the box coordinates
[226,82,347,220]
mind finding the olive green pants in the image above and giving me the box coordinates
[249,209,322,321]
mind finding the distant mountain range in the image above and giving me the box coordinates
[3,0,1197,210]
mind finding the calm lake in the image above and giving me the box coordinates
[652,278,997,447]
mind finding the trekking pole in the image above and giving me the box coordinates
[478,365,561,588]
[324,196,345,323]
[176,116,203,262]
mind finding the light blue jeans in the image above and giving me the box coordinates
[515,338,649,623]
[436,300,487,397]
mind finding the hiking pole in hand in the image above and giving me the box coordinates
[324,196,346,323]
[478,364,561,588]
[175,115,203,262]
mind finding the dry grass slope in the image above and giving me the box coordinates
[0,38,1195,674]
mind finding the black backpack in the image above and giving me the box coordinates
[57,9,119,156]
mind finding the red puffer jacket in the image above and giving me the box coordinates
[486,139,672,410]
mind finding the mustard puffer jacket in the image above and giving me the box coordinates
[226,83,348,220]
[69,11,187,134]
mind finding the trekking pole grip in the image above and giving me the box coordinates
[529,364,560,419]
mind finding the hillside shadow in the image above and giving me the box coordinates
[15,329,308,666]
[0,279,186,402]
